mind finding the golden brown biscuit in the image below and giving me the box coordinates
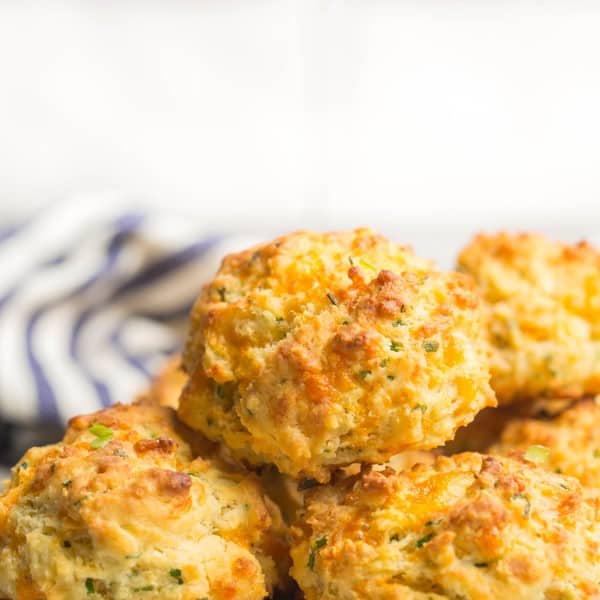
[290,453,600,600]
[0,402,288,600]
[458,232,600,404]
[490,398,600,491]
[180,228,495,481]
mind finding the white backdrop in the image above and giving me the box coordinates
[0,0,599,261]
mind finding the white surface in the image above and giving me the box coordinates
[0,1,600,238]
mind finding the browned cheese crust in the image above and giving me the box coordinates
[291,453,600,599]
[180,229,494,481]
[0,402,288,600]
[458,232,600,404]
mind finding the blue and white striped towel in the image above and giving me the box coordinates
[0,197,260,426]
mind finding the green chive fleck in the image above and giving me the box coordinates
[307,537,327,570]
[423,340,439,353]
[416,532,435,548]
[89,424,113,449]
[425,519,442,527]
[358,370,371,380]
[85,578,95,595]
[390,341,402,352]
[217,287,226,301]
[359,258,376,272]
[392,319,406,327]
[326,292,338,306]
[524,445,550,464]
[169,568,184,585]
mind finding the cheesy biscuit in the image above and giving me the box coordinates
[459,232,600,403]
[0,402,288,600]
[180,228,494,481]
[290,453,600,599]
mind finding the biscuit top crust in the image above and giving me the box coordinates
[458,232,600,403]
[291,453,600,599]
[0,402,288,600]
[181,228,494,481]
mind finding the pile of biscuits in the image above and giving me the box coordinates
[1,228,600,599]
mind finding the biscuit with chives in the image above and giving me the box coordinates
[291,453,600,599]
[0,402,288,600]
[459,232,600,403]
[180,228,494,481]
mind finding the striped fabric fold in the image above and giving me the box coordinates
[0,196,260,426]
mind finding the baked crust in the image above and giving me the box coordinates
[0,402,288,600]
[290,453,600,599]
[180,228,494,481]
[459,232,600,404]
